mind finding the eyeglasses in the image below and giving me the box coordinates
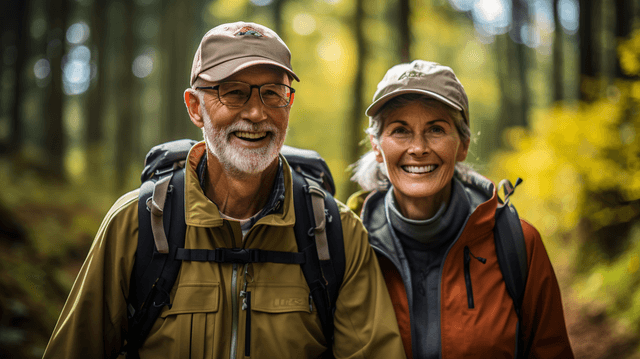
[196,81,295,108]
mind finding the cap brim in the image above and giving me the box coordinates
[365,89,462,117]
[196,56,300,84]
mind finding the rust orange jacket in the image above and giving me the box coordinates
[347,172,574,359]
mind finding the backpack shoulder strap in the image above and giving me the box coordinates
[493,178,528,359]
[126,158,190,357]
[291,170,345,357]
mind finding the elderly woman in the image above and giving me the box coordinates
[348,60,573,358]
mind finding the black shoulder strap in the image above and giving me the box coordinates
[291,170,345,358]
[493,178,528,359]
[126,167,187,358]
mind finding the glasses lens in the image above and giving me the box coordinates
[260,84,291,108]
[218,82,251,107]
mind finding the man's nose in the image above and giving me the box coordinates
[241,88,267,122]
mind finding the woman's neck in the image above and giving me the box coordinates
[392,182,453,220]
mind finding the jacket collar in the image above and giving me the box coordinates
[184,141,295,228]
[361,170,500,253]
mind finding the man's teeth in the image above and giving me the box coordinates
[235,131,267,140]
[403,165,436,174]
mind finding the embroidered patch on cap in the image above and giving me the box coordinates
[235,26,264,37]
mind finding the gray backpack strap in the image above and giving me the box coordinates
[147,173,173,254]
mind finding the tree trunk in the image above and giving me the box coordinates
[398,0,411,63]
[579,0,597,101]
[345,0,366,197]
[552,0,564,102]
[615,0,633,79]
[7,0,31,157]
[44,0,69,181]
[160,0,195,142]
[85,0,109,180]
[114,0,136,191]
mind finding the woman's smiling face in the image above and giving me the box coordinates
[372,99,469,216]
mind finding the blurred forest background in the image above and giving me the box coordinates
[1,0,639,357]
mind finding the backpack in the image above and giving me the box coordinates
[494,177,528,359]
[124,139,345,358]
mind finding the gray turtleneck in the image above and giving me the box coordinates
[385,178,471,359]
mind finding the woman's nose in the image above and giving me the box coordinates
[407,135,430,156]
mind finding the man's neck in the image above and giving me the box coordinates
[204,152,278,219]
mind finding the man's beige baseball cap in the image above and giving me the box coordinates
[190,21,299,86]
[366,60,469,126]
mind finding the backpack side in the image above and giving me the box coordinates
[493,178,528,359]
[125,139,195,358]
[290,170,345,358]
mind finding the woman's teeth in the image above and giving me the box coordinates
[403,165,436,174]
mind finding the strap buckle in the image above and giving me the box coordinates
[217,248,259,263]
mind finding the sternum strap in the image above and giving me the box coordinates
[176,248,306,264]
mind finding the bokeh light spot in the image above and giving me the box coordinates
[66,22,90,45]
[34,59,51,79]
[292,14,316,36]
[558,0,579,34]
[317,38,342,62]
[132,54,154,78]
[250,0,272,5]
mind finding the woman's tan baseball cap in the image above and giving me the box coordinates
[190,21,299,86]
[366,60,469,126]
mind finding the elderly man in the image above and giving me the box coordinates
[43,21,405,358]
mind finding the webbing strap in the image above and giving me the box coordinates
[147,174,173,254]
[306,180,330,261]
[176,248,306,264]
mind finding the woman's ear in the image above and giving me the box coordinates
[370,135,383,163]
[456,137,470,162]
[184,89,204,129]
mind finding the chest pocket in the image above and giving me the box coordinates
[142,282,220,359]
[246,284,326,358]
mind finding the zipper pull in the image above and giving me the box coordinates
[465,247,486,264]
[309,294,313,312]
[242,297,248,310]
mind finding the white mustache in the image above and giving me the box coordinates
[224,120,277,136]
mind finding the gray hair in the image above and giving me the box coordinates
[351,94,472,192]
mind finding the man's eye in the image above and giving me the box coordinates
[223,89,247,97]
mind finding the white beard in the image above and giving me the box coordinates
[201,107,286,176]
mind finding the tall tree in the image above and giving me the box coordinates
[85,0,109,177]
[345,0,367,197]
[5,0,31,157]
[509,0,530,128]
[552,0,564,102]
[160,0,196,142]
[579,0,598,101]
[44,0,69,181]
[615,0,633,79]
[398,0,411,63]
[114,0,136,191]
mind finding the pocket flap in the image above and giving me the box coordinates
[251,284,311,313]
[160,282,220,317]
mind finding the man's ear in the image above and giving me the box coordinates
[184,89,204,129]
[370,135,383,163]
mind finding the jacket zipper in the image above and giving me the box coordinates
[242,291,251,356]
[463,246,486,309]
[240,263,253,357]
[230,263,239,359]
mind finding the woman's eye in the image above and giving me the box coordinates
[390,127,409,135]
[430,126,444,134]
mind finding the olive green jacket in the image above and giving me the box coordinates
[43,142,405,359]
